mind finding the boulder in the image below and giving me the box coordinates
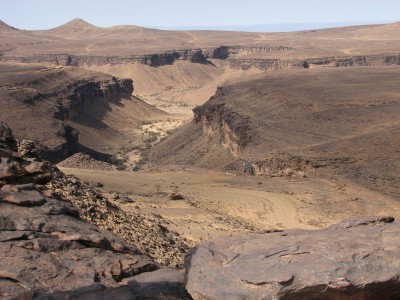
[0,123,18,151]
[0,123,55,184]
[34,268,190,300]
[185,216,400,299]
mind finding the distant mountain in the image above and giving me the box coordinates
[0,20,18,31]
[47,18,98,35]
[1,18,399,69]
[154,21,396,32]
[53,18,97,29]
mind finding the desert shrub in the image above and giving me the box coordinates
[169,193,185,200]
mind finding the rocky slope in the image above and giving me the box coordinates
[0,63,164,163]
[47,173,193,268]
[0,122,191,298]
[185,216,400,299]
[2,123,399,299]
[150,67,400,199]
[57,152,116,170]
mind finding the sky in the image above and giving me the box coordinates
[0,0,398,31]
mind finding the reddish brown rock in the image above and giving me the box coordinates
[0,123,189,299]
[185,216,400,300]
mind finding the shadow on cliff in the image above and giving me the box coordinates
[77,143,115,164]
[34,279,192,299]
[205,59,217,67]
[70,95,128,128]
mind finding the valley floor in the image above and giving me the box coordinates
[60,167,400,244]
[57,65,400,247]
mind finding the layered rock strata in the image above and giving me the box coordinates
[226,53,400,71]
[1,67,134,163]
[2,45,399,70]
[193,88,251,157]
[0,49,207,67]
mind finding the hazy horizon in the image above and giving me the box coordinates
[0,18,396,33]
[0,0,398,31]
[153,21,395,32]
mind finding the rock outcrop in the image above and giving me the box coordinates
[0,122,190,299]
[225,53,400,71]
[57,152,115,171]
[0,123,53,184]
[152,66,400,199]
[1,49,208,67]
[185,216,400,299]
[52,77,133,121]
[193,87,251,156]
[38,125,79,163]
[48,173,192,268]
[0,65,139,163]
[3,47,399,71]
[247,153,312,178]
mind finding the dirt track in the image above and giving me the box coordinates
[60,167,400,243]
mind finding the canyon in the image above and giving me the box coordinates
[1,18,400,299]
[151,67,400,199]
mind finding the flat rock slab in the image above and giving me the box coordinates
[0,189,46,206]
[185,216,400,300]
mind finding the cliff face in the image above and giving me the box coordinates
[158,67,400,198]
[225,54,400,71]
[193,87,251,157]
[0,64,139,164]
[38,125,79,163]
[1,43,399,71]
[211,46,400,71]
[53,77,133,121]
[25,75,134,163]
[0,49,208,67]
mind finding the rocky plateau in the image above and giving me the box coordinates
[2,19,400,72]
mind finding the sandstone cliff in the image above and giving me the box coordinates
[52,76,133,121]
[0,64,164,164]
[2,46,399,71]
[0,49,208,67]
[193,87,251,157]
[151,67,400,198]
[222,53,400,71]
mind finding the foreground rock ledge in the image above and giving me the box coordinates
[0,122,190,299]
[185,216,400,300]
